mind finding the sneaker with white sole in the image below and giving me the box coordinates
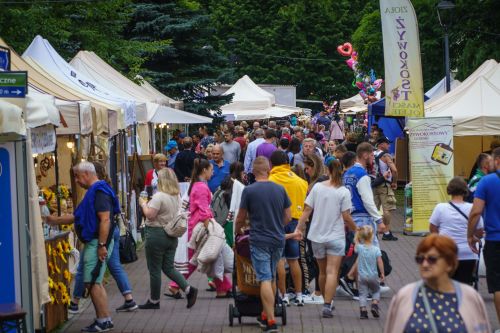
[303,294,324,304]
[282,295,290,307]
[116,300,138,312]
[293,295,304,306]
[81,320,114,332]
[68,301,79,315]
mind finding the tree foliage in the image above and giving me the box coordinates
[126,0,233,120]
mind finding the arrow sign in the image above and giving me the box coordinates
[0,71,27,98]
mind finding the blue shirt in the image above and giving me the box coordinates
[355,243,381,278]
[474,171,500,241]
[343,163,368,215]
[208,160,230,193]
[168,151,178,169]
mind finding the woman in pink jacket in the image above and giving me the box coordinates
[168,158,232,298]
[384,234,490,333]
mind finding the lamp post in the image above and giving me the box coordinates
[437,0,455,93]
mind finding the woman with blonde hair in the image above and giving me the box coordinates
[295,160,357,317]
[139,168,198,309]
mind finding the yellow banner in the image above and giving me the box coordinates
[407,117,454,233]
[380,0,424,117]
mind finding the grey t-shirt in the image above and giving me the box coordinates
[239,181,291,248]
[221,141,241,164]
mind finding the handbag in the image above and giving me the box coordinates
[163,197,188,238]
[118,214,138,264]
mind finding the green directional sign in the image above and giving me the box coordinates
[0,71,27,98]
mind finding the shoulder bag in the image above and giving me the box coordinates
[163,196,188,238]
[118,213,138,264]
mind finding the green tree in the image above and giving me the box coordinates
[126,0,233,121]
[208,0,375,104]
[0,0,163,78]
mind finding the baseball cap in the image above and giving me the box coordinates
[165,140,178,151]
[376,137,392,146]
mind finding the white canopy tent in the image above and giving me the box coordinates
[70,51,210,124]
[340,91,382,113]
[425,76,500,136]
[220,75,302,120]
[23,36,139,128]
[425,59,498,111]
[425,77,461,101]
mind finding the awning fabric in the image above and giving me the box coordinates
[0,100,26,136]
[25,91,60,128]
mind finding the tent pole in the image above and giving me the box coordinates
[54,130,61,216]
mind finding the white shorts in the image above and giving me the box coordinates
[310,239,345,259]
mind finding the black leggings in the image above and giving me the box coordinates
[452,259,477,285]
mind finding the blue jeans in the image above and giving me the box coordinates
[250,245,283,282]
[352,213,380,248]
[73,227,132,298]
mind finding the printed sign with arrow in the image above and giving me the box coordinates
[0,71,27,98]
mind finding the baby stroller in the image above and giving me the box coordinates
[228,233,287,326]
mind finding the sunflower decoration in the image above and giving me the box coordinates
[42,187,55,205]
[57,185,70,200]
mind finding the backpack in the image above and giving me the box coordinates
[371,150,389,188]
[211,187,230,227]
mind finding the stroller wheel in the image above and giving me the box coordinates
[281,304,287,326]
[228,304,234,326]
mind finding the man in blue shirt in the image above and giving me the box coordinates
[468,147,500,325]
[208,144,230,193]
[165,140,178,169]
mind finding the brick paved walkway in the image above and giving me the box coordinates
[62,212,499,332]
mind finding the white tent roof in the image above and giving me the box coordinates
[340,91,382,111]
[425,59,498,110]
[22,36,138,127]
[425,77,461,101]
[135,75,182,109]
[70,51,208,124]
[220,75,301,120]
[426,76,500,136]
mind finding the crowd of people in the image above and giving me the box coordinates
[49,113,500,332]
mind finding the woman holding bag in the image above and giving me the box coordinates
[168,158,232,298]
[139,168,198,309]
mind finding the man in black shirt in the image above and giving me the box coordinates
[174,137,197,182]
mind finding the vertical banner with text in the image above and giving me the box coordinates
[380,0,424,117]
[408,117,454,233]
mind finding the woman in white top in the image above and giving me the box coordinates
[429,176,484,285]
[295,159,358,318]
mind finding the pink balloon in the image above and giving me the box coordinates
[355,82,365,90]
[372,79,383,90]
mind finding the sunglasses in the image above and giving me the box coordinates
[415,255,442,265]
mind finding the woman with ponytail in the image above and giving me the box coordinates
[168,158,232,298]
[295,160,358,318]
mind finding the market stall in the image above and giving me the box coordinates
[219,75,302,120]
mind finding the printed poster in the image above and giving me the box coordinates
[408,117,454,233]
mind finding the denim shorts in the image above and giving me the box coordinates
[250,246,283,282]
[352,213,380,248]
[282,219,300,259]
[311,239,345,259]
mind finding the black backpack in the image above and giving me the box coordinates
[211,187,230,226]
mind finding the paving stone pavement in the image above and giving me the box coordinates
[62,211,499,332]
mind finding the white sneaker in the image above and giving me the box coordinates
[303,294,324,305]
[294,295,304,306]
[380,283,391,294]
[286,292,296,301]
[282,295,290,307]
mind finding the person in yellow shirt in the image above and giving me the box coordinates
[269,150,308,306]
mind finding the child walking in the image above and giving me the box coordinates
[355,225,384,319]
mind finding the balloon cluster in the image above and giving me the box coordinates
[337,42,383,104]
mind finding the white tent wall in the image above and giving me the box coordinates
[0,100,26,136]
